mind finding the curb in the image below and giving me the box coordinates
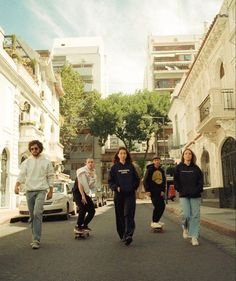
[166,205,236,238]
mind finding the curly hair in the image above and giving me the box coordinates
[113,147,132,164]
[28,140,44,153]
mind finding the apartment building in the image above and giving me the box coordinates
[144,34,202,94]
[51,37,107,183]
[168,0,235,208]
[0,29,64,209]
[51,37,107,96]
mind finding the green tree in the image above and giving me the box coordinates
[59,64,101,151]
[88,90,170,155]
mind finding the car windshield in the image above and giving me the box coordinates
[53,183,64,193]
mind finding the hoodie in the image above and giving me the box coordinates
[143,164,166,194]
[174,162,203,198]
[76,166,97,196]
[108,162,140,193]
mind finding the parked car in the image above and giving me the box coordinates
[96,186,108,207]
[18,181,76,219]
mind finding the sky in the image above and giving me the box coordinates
[0,0,223,94]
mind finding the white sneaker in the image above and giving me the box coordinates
[191,237,199,246]
[183,228,190,239]
[159,221,165,226]
[31,240,40,249]
[151,222,162,228]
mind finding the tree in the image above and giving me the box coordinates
[88,90,170,154]
[59,64,101,151]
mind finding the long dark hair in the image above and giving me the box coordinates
[181,148,197,165]
[113,147,132,164]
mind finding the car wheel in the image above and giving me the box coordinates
[63,204,70,220]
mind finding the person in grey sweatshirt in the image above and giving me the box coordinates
[15,140,54,249]
[73,158,97,232]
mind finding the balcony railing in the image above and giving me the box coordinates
[197,87,235,133]
[221,88,235,109]
[199,95,210,122]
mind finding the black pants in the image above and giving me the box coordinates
[74,191,95,228]
[151,194,165,223]
[114,191,136,240]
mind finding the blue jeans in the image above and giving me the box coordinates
[179,197,201,239]
[26,190,47,242]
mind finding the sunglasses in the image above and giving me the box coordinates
[30,147,39,151]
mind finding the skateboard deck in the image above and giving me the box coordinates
[74,229,90,239]
[151,226,164,233]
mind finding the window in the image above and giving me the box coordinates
[220,62,225,79]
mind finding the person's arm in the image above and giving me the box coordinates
[173,166,181,192]
[132,165,140,190]
[46,162,54,200]
[78,180,87,204]
[160,168,166,196]
[108,165,119,192]
[197,167,204,193]
[15,161,27,194]
[143,168,151,192]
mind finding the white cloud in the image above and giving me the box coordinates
[25,0,223,94]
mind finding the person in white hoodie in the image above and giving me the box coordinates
[15,140,54,249]
[73,158,97,232]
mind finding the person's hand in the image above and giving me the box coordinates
[160,191,165,197]
[117,187,121,192]
[81,195,87,205]
[46,190,53,200]
[146,192,151,197]
[15,185,20,194]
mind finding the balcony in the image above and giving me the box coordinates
[19,122,44,142]
[197,88,235,133]
[49,142,64,162]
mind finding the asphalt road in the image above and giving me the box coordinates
[0,202,235,281]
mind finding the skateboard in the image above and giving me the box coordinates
[74,229,90,239]
[151,226,164,233]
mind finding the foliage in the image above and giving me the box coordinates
[88,90,170,156]
[59,64,100,151]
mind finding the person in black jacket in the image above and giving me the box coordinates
[108,147,140,246]
[143,156,166,228]
[174,148,203,246]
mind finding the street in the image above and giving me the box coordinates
[0,202,235,281]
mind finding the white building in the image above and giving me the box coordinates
[51,36,107,185]
[0,29,64,209]
[168,0,236,208]
[51,36,107,96]
[144,34,202,94]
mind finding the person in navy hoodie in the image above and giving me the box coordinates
[108,147,140,246]
[174,148,203,246]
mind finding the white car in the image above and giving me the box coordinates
[18,181,76,219]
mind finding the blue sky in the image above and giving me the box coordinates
[0,0,222,94]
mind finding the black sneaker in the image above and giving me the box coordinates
[125,236,133,246]
[74,226,83,233]
[83,226,92,231]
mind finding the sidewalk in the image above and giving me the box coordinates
[1,201,235,238]
[0,208,20,225]
[165,200,236,238]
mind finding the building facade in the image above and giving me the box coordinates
[168,0,236,208]
[144,34,202,94]
[51,37,107,185]
[51,37,107,96]
[0,29,64,209]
